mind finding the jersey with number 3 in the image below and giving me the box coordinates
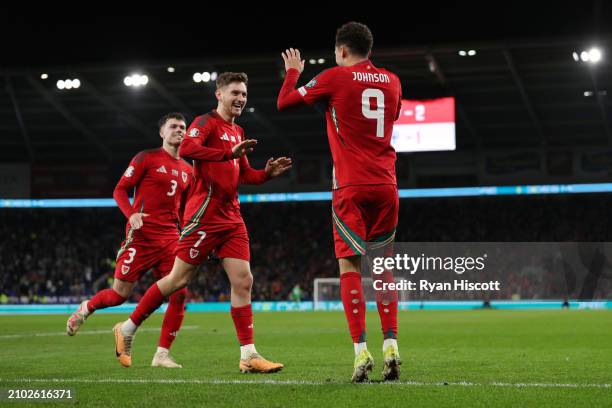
[115,148,192,240]
[298,60,401,189]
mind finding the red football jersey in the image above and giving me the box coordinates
[114,148,192,240]
[179,110,268,226]
[279,60,402,189]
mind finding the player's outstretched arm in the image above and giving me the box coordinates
[179,136,234,162]
[239,155,292,185]
[277,48,307,110]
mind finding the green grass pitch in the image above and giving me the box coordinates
[0,310,610,407]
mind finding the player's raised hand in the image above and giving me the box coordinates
[129,212,149,230]
[232,139,257,158]
[281,48,305,73]
[265,157,293,177]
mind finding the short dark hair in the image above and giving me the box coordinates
[335,21,373,57]
[158,112,186,130]
[216,72,248,89]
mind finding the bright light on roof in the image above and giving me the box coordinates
[318,58,325,64]
[72,79,81,89]
[584,91,593,97]
[56,80,65,90]
[467,49,477,56]
[580,51,590,62]
[64,80,73,90]
[248,107,255,113]
[167,67,175,73]
[458,50,467,56]
[588,47,602,63]
[211,72,218,81]
[193,72,202,83]
[572,52,579,62]
[309,59,316,64]
[201,72,211,82]
[124,74,148,87]
[41,73,48,79]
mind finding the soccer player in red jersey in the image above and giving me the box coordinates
[113,72,292,373]
[66,113,192,368]
[277,22,403,382]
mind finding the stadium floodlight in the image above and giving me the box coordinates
[56,80,65,90]
[580,51,590,62]
[193,72,202,83]
[458,50,467,56]
[468,49,477,56]
[584,91,593,97]
[72,79,81,89]
[167,67,175,73]
[309,59,316,65]
[41,73,48,79]
[248,107,255,113]
[588,47,602,63]
[201,72,211,82]
[64,80,73,90]
[576,48,602,64]
[318,58,325,64]
[124,74,148,87]
[210,72,218,81]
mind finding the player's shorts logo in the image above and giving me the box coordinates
[182,171,188,183]
[188,128,199,137]
[121,265,130,275]
[124,166,135,178]
[189,249,199,259]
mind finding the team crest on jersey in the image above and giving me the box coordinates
[189,248,199,259]
[188,128,199,137]
[124,166,135,178]
[182,171,188,183]
[121,265,130,275]
[305,78,317,88]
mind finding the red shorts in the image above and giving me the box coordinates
[176,222,250,265]
[332,184,398,258]
[115,235,176,282]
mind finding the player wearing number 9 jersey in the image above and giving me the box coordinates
[66,112,192,369]
[277,22,402,382]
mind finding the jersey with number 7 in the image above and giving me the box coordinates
[278,60,401,189]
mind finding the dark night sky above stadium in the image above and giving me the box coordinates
[3,4,611,69]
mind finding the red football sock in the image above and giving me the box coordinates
[340,271,366,343]
[231,304,254,346]
[87,288,126,313]
[129,283,165,326]
[375,270,398,339]
[158,288,187,349]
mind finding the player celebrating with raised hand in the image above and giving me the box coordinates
[67,113,192,368]
[113,72,291,373]
[277,22,403,382]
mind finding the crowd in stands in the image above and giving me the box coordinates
[1,194,611,303]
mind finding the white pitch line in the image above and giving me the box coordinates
[0,326,199,339]
[0,378,609,389]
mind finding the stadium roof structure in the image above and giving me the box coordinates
[1,37,611,163]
